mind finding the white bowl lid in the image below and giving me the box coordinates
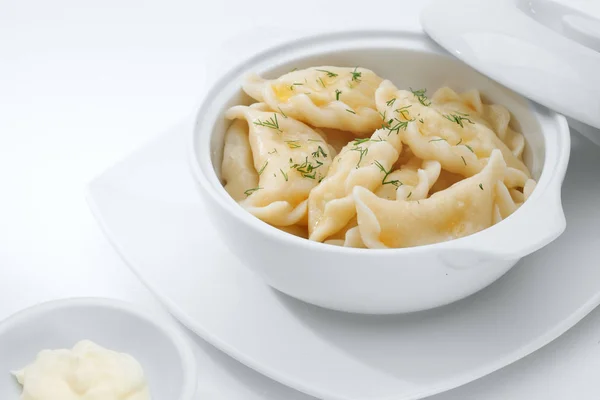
[421,0,600,134]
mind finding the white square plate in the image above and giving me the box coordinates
[87,120,600,400]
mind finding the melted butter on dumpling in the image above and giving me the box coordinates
[308,127,403,242]
[353,150,509,249]
[243,67,383,135]
[375,81,531,178]
[225,104,334,226]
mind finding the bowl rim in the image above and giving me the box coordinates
[0,297,198,400]
[189,29,571,258]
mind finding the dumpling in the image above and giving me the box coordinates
[221,119,259,201]
[375,81,531,178]
[323,218,366,248]
[432,86,526,159]
[243,67,383,135]
[225,104,334,226]
[308,128,403,242]
[353,150,510,249]
[374,157,441,201]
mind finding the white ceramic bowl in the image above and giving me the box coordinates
[190,31,570,314]
[0,298,197,399]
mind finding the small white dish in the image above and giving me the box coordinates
[189,30,570,314]
[421,0,600,137]
[0,298,197,400]
[87,118,600,400]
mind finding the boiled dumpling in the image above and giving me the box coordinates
[222,119,259,201]
[225,104,334,226]
[375,81,530,178]
[308,128,403,242]
[353,150,509,249]
[243,67,383,135]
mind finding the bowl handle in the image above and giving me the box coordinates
[447,185,566,264]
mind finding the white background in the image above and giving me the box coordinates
[2,0,600,398]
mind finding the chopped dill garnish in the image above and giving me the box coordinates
[258,161,268,175]
[373,160,402,187]
[351,146,368,168]
[463,144,475,153]
[479,183,484,190]
[387,118,409,135]
[315,69,338,78]
[346,109,356,114]
[285,140,301,149]
[268,148,278,154]
[351,67,362,82]
[253,114,282,132]
[461,156,467,165]
[289,82,303,91]
[277,107,287,118]
[335,89,342,101]
[407,191,412,199]
[386,98,396,107]
[409,87,431,106]
[429,138,447,142]
[244,187,262,197]
[443,112,474,128]
[317,77,326,88]
[395,105,412,120]
[352,138,371,145]
[372,135,385,142]
[291,67,298,72]
[456,138,463,145]
[290,156,323,179]
[419,118,424,123]
[307,139,323,142]
[311,146,328,158]
[280,169,288,181]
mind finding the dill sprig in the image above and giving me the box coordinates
[373,160,402,187]
[395,105,412,120]
[289,82,303,91]
[277,107,287,118]
[317,77,326,88]
[285,140,301,149]
[461,156,467,165]
[311,146,328,158]
[352,138,371,145]
[463,144,475,153]
[268,148,278,154]
[315,69,338,78]
[351,67,362,82]
[407,191,412,199]
[253,114,282,132]
[479,183,483,190]
[290,156,324,179]
[351,145,368,168]
[443,112,474,128]
[410,87,431,106]
[244,187,262,197]
[280,169,288,181]
[387,118,409,135]
[258,161,268,175]
[307,139,323,142]
[346,109,356,114]
[419,118,424,123]
[335,89,342,101]
[386,98,396,107]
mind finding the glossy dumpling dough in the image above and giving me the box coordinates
[308,128,403,242]
[375,81,531,178]
[353,150,510,249]
[225,104,334,226]
[432,87,526,159]
[243,67,383,135]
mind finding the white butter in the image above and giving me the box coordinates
[13,340,150,400]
